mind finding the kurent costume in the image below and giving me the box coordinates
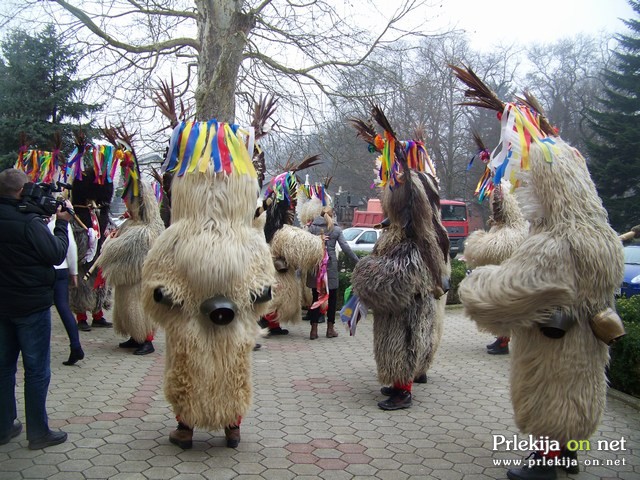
[464,168,529,355]
[96,172,164,355]
[349,107,450,411]
[259,170,324,334]
[142,119,275,449]
[68,164,114,331]
[452,66,625,480]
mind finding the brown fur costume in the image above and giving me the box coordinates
[69,171,114,318]
[142,168,275,431]
[96,183,165,342]
[352,170,450,386]
[459,137,624,445]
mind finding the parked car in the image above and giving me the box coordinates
[618,244,640,298]
[337,227,382,253]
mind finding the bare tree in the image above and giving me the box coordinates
[524,34,611,150]
[2,0,440,128]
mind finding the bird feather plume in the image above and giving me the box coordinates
[449,64,504,113]
[515,90,556,136]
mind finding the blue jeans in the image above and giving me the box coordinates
[53,269,81,350]
[0,309,52,440]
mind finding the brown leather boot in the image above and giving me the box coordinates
[326,323,339,338]
[169,422,193,449]
[310,322,318,340]
[224,425,241,448]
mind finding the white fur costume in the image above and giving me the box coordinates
[96,183,165,342]
[464,180,528,271]
[142,129,275,431]
[459,136,624,445]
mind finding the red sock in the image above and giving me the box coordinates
[541,446,562,459]
[76,313,88,323]
[146,333,154,342]
[264,312,280,329]
[393,381,413,393]
[92,310,104,321]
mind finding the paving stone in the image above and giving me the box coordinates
[2,308,637,480]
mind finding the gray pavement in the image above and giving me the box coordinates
[1,306,638,480]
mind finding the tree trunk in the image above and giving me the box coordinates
[194,0,254,123]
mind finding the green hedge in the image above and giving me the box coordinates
[609,295,640,397]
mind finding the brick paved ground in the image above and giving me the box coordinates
[0,306,638,479]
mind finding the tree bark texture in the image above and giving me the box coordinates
[195,0,254,122]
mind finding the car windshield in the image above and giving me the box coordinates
[624,246,640,265]
[441,205,467,221]
[342,228,363,241]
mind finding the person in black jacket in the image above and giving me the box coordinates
[0,168,73,450]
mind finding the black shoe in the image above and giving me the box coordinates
[63,347,85,366]
[378,390,412,410]
[268,327,289,336]
[506,452,557,480]
[560,448,579,474]
[253,343,262,351]
[0,420,22,445]
[77,321,91,332]
[380,386,398,396]
[488,345,509,355]
[133,341,155,355]
[119,337,142,349]
[224,425,241,448]
[28,430,68,450]
[414,373,428,384]
[486,338,500,349]
[91,318,113,328]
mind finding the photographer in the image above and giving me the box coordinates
[0,168,72,450]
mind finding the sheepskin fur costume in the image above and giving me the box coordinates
[142,170,276,430]
[459,138,624,444]
[464,180,528,270]
[96,183,165,342]
[267,224,323,324]
[69,171,114,317]
[352,170,450,386]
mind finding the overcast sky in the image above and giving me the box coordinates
[433,0,635,50]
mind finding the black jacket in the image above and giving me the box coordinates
[0,197,69,318]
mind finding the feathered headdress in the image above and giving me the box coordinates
[467,132,494,202]
[14,133,64,184]
[251,94,279,189]
[161,120,256,179]
[101,124,141,203]
[450,64,558,189]
[261,155,321,242]
[350,105,437,189]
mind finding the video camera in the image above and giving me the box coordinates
[18,181,75,217]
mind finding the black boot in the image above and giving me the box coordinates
[377,390,412,410]
[560,448,579,474]
[63,347,85,366]
[414,373,428,383]
[506,452,557,480]
[133,341,155,355]
[119,337,142,349]
[486,337,501,349]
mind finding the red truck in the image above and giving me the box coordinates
[351,198,470,258]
